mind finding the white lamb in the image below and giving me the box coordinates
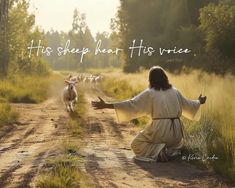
[63,80,78,112]
[95,75,103,83]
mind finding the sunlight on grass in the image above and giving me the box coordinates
[0,73,60,130]
[0,74,53,103]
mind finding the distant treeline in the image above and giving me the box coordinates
[44,9,121,71]
[114,0,235,74]
[1,0,234,75]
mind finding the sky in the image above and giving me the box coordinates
[29,0,120,36]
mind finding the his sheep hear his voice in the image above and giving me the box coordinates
[27,39,191,63]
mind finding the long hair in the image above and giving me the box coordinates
[149,66,172,90]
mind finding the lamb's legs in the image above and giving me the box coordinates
[64,101,70,112]
[69,102,74,112]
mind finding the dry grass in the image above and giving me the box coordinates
[0,74,53,103]
[35,142,94,188]
[0,102,18,128]
[0,73,56,129]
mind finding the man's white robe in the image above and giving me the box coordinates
[113,87,201,161]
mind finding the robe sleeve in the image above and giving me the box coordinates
[113,89,152,123]
[176,89,201,121]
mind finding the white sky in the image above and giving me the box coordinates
[29,0,120,36]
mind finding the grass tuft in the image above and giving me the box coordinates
[0,102,18,128]
[36,143,94,188]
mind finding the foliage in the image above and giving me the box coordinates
[114,0,234,74]
[0,0,49,77]
[199,2,235,72]
[8,0,49,75]
[44,9,122,71]
[0,0,9,76]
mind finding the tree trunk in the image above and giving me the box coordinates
[0,0,9,77]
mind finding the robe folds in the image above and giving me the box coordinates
[113,87,201,161]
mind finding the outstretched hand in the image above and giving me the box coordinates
[91,96,114,110]
[198,94,207,104]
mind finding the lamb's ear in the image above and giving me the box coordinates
[65,80,70,84]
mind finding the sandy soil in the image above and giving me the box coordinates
[0,82,223,188]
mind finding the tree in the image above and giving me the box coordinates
[116,0,218,72]
[72,9,87,33]
[44,9,95,70]
[199,2,235,60]
[7,0,48,75]
[69,9,94,69]
[0,0,9,77]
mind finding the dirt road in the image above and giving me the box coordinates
[0,82,222,188]
[0,81,69,188]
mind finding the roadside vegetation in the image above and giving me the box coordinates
[0,102,18,129]
[0,74,52,103]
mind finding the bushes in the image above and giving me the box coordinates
[0,74,51,103]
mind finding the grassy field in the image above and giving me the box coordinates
[100,69,235,182]
[0,73,57,129]
[0,74,55,103]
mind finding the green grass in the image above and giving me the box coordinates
[0,102,18,128]
[99,69,235,183]
[35,143,94,188]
